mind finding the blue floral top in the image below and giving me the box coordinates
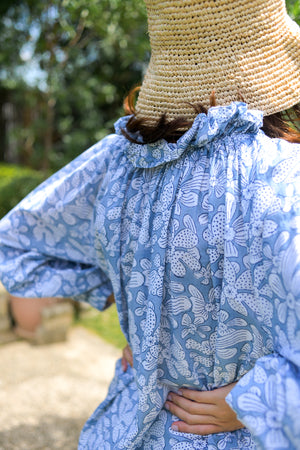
[0,102,300,449]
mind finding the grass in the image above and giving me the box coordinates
[75,303,127,349]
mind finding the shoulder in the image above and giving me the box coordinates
[252,132,300,178]
[250,134,300,220]
[13,133,131,213]
[80,133,130,168]
[48,133,131,187]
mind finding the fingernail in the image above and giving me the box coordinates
[165,403,170,410]
[171,424,178,432]
[167,394,172,401]
[177,390,183,396]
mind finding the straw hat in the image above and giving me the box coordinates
[135,0,300,122]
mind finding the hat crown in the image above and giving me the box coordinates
[136,0,300,122]
[145,0,287,51]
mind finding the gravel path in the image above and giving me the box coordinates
[0,327,121,450]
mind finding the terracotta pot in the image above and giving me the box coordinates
[10,296,58,338]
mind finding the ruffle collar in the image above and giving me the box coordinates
[114,102,263,168]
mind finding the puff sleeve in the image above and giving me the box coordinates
[0,136,118,310]
[226,233,300,449]
[226,139,300,449]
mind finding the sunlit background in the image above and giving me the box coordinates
[0,0,149,205]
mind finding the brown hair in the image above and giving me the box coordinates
[122,87,300,145]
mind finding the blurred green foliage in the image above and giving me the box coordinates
[75,303,127,349]
[287,0,300,22]
[0,0,149,170]
[0,0,299,171]
[0,163,46,218]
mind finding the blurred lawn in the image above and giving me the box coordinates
[75,303,127,349]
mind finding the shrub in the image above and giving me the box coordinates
[0,163,46,218]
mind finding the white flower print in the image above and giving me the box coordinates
[223,258,273,326]
[203,206,225,261]
[189,284,219,323]
[149,253,164,296]
[168,214,201,277]
[174,164,209,215]
[25,213,66,247]
[181,314,212,339]
[224,193,247,257]
[47,181,92,225]
[269,235,300,349]
[195,264,211,284]
[209,158,227,198]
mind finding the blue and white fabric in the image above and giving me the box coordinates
[0,102,300,449]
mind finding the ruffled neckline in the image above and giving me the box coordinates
[114,102,263,168]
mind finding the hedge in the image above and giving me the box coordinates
[0,163,46,218]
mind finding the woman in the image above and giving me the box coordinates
[0,0,300,448]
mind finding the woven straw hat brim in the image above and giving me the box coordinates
[136,0,300,122]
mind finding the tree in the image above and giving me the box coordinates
[0,0,149,170]
[0,0,299,170]
[287,0,300,22]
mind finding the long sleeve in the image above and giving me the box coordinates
[0,135,119,310]
[226,249,300,450]
[227,353,300,449]
[226,139,300,449]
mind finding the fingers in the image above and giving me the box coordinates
[175,383,238,405]
[171,420,222,436]
[106,294,115,306]
[166,392,215,417]
[122,344,133,371]
[175,388,216,404]
[165,386,245,434]
[166,396,245,434]
[121,356,128,372]
[124,345,133,367]
[165,400,215,426]
[176,387,220,404]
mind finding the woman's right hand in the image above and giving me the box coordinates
[165,384,244,435]
[121,343,244,435]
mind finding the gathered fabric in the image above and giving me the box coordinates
[0,102,300,449]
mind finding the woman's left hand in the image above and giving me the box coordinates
[121,344,133,371]
[165,383,244,435]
